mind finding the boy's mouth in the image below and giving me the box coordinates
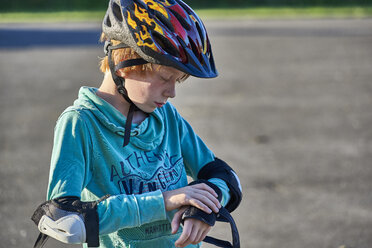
[155,102,165,108]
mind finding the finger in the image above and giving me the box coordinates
[171,207,187,234]
[182,220,208,246]
[190,183,218,198]
[188,224,200,245]
[194,229,204,244]
[191,188,221,209]
[175,220,192,247]
[187,198,212,214]
[189,194,220,213]
[199,227,211,243]
[198,225,211,243]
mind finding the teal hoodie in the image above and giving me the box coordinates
[47,87,230,248]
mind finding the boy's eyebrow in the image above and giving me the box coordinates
[160,70,177,79]
[158,66,187,81]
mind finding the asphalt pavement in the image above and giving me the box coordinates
[0,18,372,248]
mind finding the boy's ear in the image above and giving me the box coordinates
[116,69,126,78]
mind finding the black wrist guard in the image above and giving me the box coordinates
[181,180,221,226]
[181,176,240,247]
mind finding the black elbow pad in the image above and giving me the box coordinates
[198,158,242,213]
[31,195,109,248]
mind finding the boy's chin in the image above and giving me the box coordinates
[136,105,156,114]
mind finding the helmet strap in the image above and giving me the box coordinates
[106,42,147,147]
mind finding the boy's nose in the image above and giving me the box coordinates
[164,83,176,98]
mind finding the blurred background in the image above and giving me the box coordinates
[1,1,372,248]
[1,0,372,11]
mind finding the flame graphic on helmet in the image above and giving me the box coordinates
[203,38,207,54]
[129,3,168,52]
[141,0,169,19]
[127,11,137,30]
[135,25,159,51]
[157,0,172,7]
[133,4,164,35]
[189,15,197,23]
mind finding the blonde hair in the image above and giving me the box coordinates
[99,33,152,75]
[99,33,189,82]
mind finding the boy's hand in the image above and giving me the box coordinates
[162,183,221,214]
[171,206,211,247]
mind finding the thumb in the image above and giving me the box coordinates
[171,206,187,234]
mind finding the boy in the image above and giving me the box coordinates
[31,0,242,247]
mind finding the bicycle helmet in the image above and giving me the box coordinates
[102,0,217,147]
[102,0,217,78]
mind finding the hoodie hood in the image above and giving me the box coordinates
[73,87,164,151]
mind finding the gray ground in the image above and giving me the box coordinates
[1,18,372,248]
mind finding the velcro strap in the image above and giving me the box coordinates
[204,208,240,248]
[181,180,240,248]
[31,195,110,248]
[33,233,49,248]
[182,206,217,226]
[181,180,222,226]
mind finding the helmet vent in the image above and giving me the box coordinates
[194,21,204,50]
[178,0,193,16]
[189,38,200,62]
[169,8,190,31]
[152,32,180,58]
[104,15,112,27]
[112,2,123,22]
[154,10,175,33]
[166,0,176,4]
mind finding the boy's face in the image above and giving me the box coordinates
[123,65,186,113]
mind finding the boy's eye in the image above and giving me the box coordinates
[160,75,171,82]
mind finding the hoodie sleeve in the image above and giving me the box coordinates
[47,110,166,235]
[47,110,93,199]
[170,105,231,206]
[97,190,166,235]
